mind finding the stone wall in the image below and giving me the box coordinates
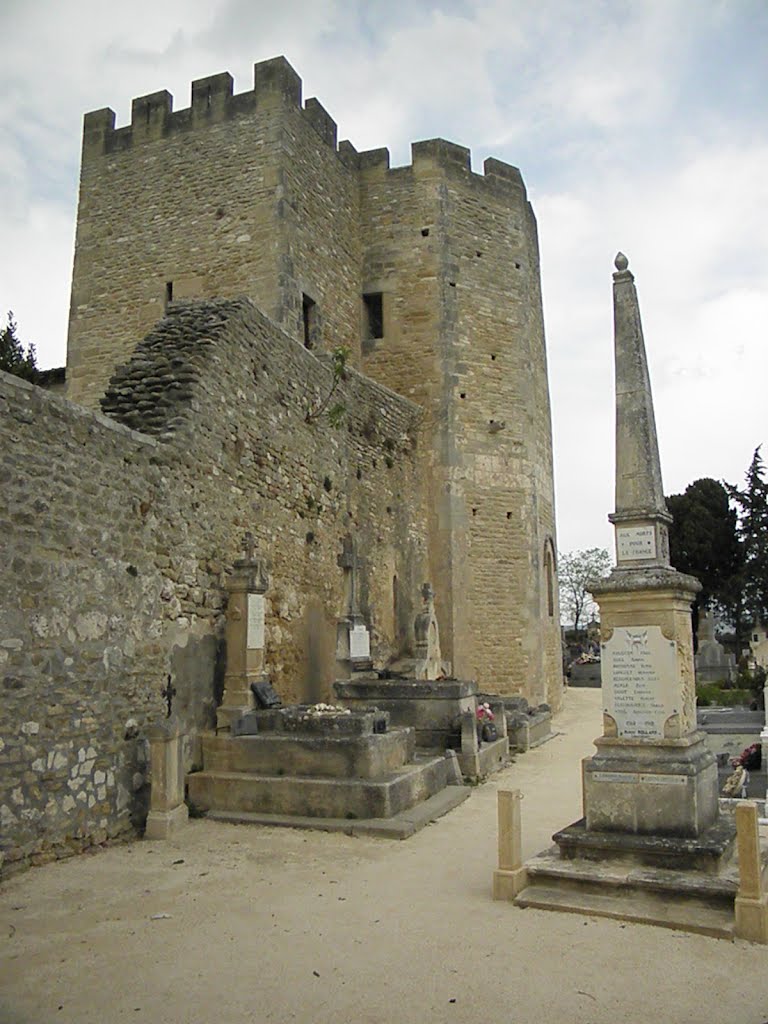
[1,298,427,874]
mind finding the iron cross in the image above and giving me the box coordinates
[161,674,177,718]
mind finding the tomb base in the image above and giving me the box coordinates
[188,706,469,834]
[334,677,510,781]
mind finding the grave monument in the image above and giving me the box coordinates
[335,583,510,780]
[695,607,735,685]
[189,551,469,836]
[512,255,739,936]
[216,532,270,731]
[335,535,373,674]
[580,251,718,844]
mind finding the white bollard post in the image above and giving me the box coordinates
[492,789,528,901]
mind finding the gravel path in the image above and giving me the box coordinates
[2,688,767,1024]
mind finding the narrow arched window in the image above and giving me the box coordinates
[544,544,554,618]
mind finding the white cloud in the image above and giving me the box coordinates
[1,0,766,559]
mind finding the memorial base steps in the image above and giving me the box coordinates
[515,847,738,939]
[187,751,456,822]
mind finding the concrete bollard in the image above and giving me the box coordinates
[734,800,768,943]
[492,789,528,900]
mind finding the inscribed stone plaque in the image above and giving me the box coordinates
[246,594,265,650]
[601,625,677,739]
[592,771,687,785]
[349,624,370,659]
[616,525,656,561]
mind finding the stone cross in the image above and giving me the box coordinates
[337,535,361,616]
[243,531,256,563]
[235,531,269,590]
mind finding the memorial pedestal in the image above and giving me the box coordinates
[580,569,722,843]
[583,734,718,840]
[508,254,746,936]
[218,551,269,731]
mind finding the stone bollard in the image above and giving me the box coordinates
[460,708,480,777]
[734,801,768,943]
[145,717,189,840]
[492,789,528,900]
[488,700,508,740]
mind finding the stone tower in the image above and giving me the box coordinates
[65,56,561,704]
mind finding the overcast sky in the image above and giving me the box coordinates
[2,0,767,556]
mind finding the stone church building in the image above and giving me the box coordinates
[1,56,560,868]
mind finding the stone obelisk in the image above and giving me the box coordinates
[581,253,725,853]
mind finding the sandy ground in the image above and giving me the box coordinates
[2,688,768,1024]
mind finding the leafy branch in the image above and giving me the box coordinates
[305,346,349,426]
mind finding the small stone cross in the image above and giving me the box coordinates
[338,536,361,616]
[161,674,177,719]
[243,531,256,563]
[337,535,359,571]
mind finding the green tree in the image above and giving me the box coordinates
[0,310,38,382]
[666,478,743,622]
[558,548,611,630]
[729,447,768,626]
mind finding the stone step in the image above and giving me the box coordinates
[201,727,415,780]
[206,784,471,839]
[553,816,736,873]
[515,882,735,940]
[525,850,738,904]
[187,754,451,821]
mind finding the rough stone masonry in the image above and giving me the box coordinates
[1,55,562,872]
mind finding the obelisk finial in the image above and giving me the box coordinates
[609,253,671,568]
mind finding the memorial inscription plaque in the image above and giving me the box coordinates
[349,623,371,659]
[592,771,687,785]
[246,594,265,650]
[601,625,677,738]
[616,525,656,561]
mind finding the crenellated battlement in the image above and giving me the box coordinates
[80,55,526,203]
[356,139,527,201]
[82,56,341,159]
